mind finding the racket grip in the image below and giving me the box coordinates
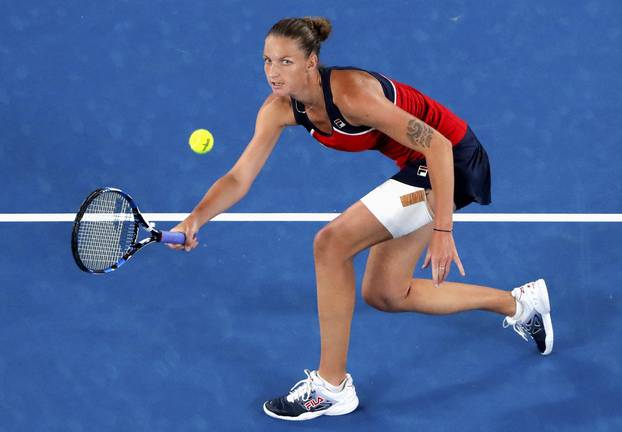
[160,231,186,244]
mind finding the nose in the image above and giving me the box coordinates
[266,63,280,78]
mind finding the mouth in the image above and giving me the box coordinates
[270,81,285,89]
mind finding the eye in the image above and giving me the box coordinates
[263,58,271,64]
[281,59,292,65]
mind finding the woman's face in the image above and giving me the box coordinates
[263,35,315,96]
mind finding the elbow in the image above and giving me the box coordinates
[430,134,452,156]
[225,171,252,197]
[416,135,451,162]
[435,133,452,149]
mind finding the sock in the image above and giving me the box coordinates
[510,294,523,320]
[316,372,346,392]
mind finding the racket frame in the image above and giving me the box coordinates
[72,187,169,274]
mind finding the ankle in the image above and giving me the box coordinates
[508,291,522,318]
[317,370,346,389]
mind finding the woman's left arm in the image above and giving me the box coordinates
[336,79,465,286]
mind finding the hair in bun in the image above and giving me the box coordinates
[267,16,332,57]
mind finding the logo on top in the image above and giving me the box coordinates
[333,118,346,128]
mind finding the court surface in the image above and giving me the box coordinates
[1,1,621,431]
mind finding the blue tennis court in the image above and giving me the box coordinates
[1,1,621,431]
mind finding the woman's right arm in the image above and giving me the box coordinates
[170,95,295,251]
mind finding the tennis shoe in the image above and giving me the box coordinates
[263,369,359,421]
[503,279,554,355]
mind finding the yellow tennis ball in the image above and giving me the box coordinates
[189,129,214,154]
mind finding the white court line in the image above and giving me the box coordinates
[0,213,621,222]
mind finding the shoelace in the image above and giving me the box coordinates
[504,314,543,342]
[503,318,530,342]
[285,369,314,403]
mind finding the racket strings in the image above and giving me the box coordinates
[79,193,122,268]
[76,191,138,271]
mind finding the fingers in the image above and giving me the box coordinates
[423,249,445,287]
[421,232,466,287]
[437,262,446,286]
[422,249,431,269]
[454,252,466,277]
[427,246,452,286]
[422,250,449,287]
[433,254,465,286]
[427,232,466,286]
[434,260,450,287]
[184,232,199,252]
[432,261,439,287]
[166,240,193,251]
[166,223,200,252]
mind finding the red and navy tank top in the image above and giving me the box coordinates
[291,66,468,169]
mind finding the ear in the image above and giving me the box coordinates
[306,53,319,71]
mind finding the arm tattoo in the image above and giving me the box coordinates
[406,119,433,149]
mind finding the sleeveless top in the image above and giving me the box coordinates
[290,66,468,169]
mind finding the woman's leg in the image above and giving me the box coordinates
[360,216,553,355]
[314,190,514,385]
[361,200,515,316]
[313,200,393,386]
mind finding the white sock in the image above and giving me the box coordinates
[316,372,346,392]
[510,295,523,320]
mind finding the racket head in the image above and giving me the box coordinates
[71,188,143,273]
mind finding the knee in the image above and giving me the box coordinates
[362,290,388,311]
[313,224,352,263]
[361,283,400,312]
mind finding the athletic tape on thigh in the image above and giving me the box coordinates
[400,190,426,207]
[360,179,433,239]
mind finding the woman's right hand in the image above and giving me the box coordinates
[166,214,201,252]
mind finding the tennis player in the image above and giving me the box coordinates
[170,16,554,421]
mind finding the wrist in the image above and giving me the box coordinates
[186,212,203,228]
[433,227,452,233]
[433,216,453,232]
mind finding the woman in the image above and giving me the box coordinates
[169,17,554,421]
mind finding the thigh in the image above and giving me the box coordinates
[316,200,393,258]
[361,221,433,298]
[361,189,440,298]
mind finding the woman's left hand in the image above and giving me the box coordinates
[422,230,466,287]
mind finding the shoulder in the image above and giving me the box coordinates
[257,94,297,128]
[330,69,385,107]
[329,69,391,125]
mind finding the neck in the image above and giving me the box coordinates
[291,67,323,110]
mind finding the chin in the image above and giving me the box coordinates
[271,87,287,95]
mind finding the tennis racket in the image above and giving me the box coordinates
[71,187,187,274]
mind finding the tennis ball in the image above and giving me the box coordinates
[189,129,214,154]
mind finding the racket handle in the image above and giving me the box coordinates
[160,231,186,245]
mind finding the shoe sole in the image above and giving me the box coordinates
[535,279,554,355]
[263,394,359,421]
